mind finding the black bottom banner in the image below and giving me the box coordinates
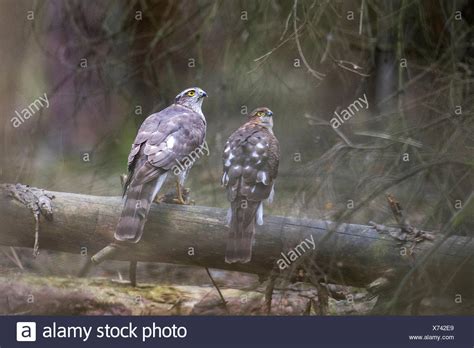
[4,316,473,347]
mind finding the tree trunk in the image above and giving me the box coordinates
[0,184,472,295]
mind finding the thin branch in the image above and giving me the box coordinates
[293,0,325,81]
[358,0,365,35]
[205,267,229,314]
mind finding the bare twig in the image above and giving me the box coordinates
[204,267,229,314]
[129,261,138,287]
[264,269,278,315]
[333,59,371,77]
[358,0,365,35]
[1,247,24,270]
[293,0,325,81]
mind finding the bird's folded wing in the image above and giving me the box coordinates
[126,107,206,188]
[223,126,279,202]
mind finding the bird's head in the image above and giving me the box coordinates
[175,87,208,113]
[249,107,274,129]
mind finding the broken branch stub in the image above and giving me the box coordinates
[6,184,55,256]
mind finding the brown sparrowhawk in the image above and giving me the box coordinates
[222,107,280,263]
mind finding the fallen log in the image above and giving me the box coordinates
[0,184,472,296]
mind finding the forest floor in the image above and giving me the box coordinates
[0,267,376,315]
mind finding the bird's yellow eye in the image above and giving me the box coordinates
[257,111,265,117]
[187,90,196,97]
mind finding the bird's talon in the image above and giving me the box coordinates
[154,194,166,204]
[174,183,192,205]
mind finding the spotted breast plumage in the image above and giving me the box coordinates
[115,87,208,243]
[222,107,280,263]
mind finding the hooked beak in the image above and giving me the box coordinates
[199,90,208,98]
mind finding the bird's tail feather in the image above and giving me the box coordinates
[115,174,166,243]
[225,197,259,263]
